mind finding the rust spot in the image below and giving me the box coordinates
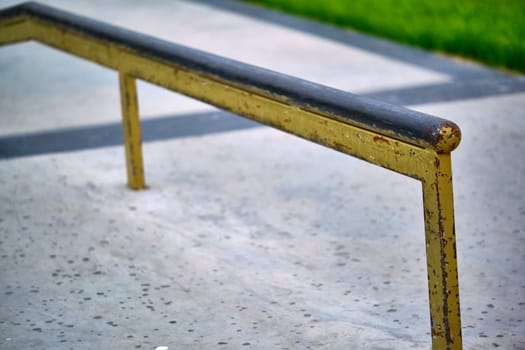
[434,121,462,152]
[333,141,352,153]
[373,136,390,145]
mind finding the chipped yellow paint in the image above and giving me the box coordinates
[422,153,462,350]
[0,12,462,349]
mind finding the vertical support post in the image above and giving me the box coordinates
[119,71,145,190]
[422,153,462,350]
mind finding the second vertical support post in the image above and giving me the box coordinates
[119,72,145,190]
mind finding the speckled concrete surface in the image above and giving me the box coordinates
[0,1,524,349]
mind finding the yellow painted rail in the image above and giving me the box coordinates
[0,2,462,348]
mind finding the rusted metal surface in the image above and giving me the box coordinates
[0,2,463,348]
[422,154,462,349]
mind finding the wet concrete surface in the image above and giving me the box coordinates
[0,0,524,349]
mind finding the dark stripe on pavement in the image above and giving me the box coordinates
[2,76,525,160]
[366,78,525,106]
[0,110,259,159]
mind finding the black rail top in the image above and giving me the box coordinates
[0,2,461,152]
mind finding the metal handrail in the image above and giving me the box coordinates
[0,2,463,348]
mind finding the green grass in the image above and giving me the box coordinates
[245,0,525,73]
